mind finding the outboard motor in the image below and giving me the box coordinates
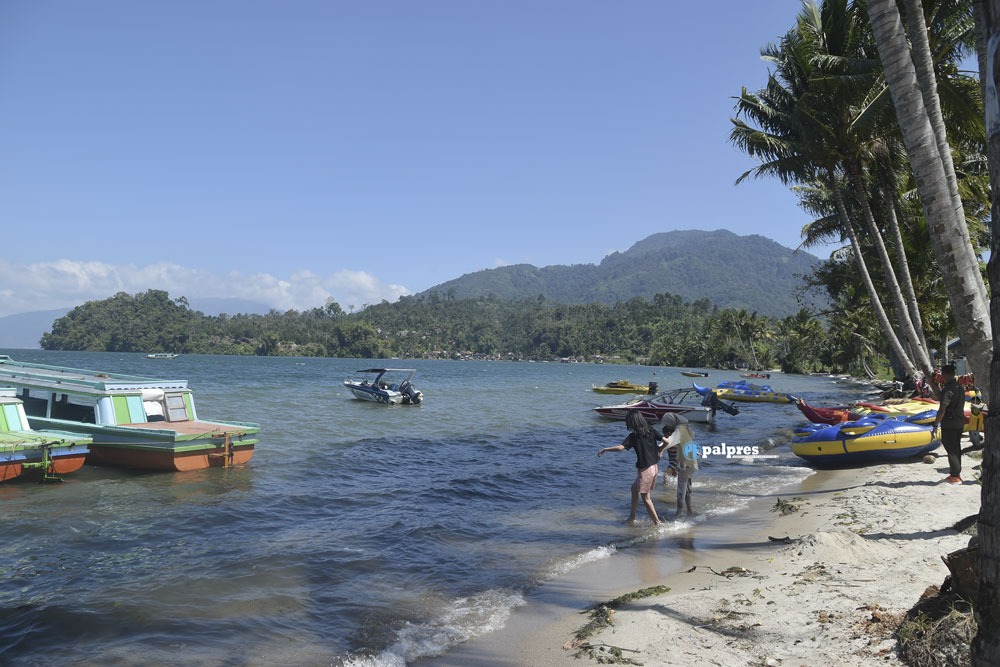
[702,390,739,416]
[399,380,423,405]
[647,381,658,395]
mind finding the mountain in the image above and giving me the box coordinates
[419,230,824,317]
[0,309,71,349]
[0,298,274,350]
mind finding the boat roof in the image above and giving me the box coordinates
[0,355,189,394]
[354,368,416,374]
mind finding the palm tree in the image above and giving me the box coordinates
[866,0,992,393]
[731,1,923,377]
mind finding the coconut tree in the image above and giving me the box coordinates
[732,1,923,377]
[969,2,1000,663]
[866,0,992,394]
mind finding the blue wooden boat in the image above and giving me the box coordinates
[0,389,90,482]
[0,355,259,472]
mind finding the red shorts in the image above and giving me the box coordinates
[632,464,658,494]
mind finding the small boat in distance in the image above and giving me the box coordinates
[591,380,657,395]
[146,353,179,359]
[741,372,771,379]
[345,368,424,405]
[0,355,259,472]
[0,389,90,483]
[680,371,709,377]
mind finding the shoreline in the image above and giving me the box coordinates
[417,450,980,666]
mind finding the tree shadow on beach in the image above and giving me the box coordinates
[647,601,760,641]
[863,479,943,488]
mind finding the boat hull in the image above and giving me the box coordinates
[591,383,650,395]
[594,404,714,424]
[0,445,89,482]
[86,441,254,472]
[346,384,405,404]
[791,418,938,466]
[27,418,258,472]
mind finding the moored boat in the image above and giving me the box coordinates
[693,380,793,404]
[853,397,984,431]
[0,389,91,482]
[593,387,738,424]
[680,371,709,378]
[791,396,862,425]
[0,355,259,472]
[591,380,657,395]
[791,415,938,466]
[344,368,424,405]
[741,372,771,379]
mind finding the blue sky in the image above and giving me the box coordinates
[0,1,826,317]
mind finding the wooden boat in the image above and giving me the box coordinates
[593,387,738,424]
[680,371,709,377]
[791,415,938,466]
[344,368,423,405]
[741,372,771,379]
[0,389,90,482]
[591,380,657,395]
[0,355,259,472]
[693,381,793,404]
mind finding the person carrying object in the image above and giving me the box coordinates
[662,413,697,518]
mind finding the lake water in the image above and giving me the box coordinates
[0,351,874,666]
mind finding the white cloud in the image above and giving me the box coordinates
[493,258,509,267]
[0,259,412,317]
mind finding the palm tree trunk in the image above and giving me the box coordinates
[867,0,992,398]
[963,3,999,665]
[888,191,932,356]
[829,174,917,378]
[903,0,970,241]
[874,150,932,358]
[844,159,933,373]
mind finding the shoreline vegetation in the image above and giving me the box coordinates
[37,289,883,377]
[421,439,981,667]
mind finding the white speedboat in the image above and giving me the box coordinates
[344,368,423,405]
[593,387,738,424]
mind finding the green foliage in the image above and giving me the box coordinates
[38,288,855,374]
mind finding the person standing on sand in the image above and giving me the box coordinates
[661,413,697,518]
[933,364,966,484]
[597,411,666,525]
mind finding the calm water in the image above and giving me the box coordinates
[0,351,873,666]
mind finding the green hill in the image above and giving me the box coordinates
[421,230,824,317]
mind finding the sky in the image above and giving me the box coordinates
[0,1,830,318]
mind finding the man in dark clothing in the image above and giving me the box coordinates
[934,364,966,484]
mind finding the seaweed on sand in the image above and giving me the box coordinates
[563,585,670,665]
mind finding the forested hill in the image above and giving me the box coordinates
[421,230,825,317]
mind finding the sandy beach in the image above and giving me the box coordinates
[421,444,981,667]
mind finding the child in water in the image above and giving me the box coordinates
[662,413,697,518]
